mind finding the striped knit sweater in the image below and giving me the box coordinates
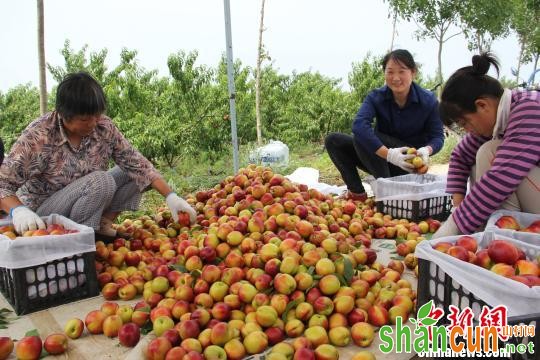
[447,90,540,234]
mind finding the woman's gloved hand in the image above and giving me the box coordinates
[432,215,461,239]
[11,206,46,234]
[416,146,431,165]
[166,193,197,224]
[386,147,415,172]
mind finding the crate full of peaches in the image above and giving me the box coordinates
[486,210,540,246]
[0,223,80,240]
[416,231,540,319]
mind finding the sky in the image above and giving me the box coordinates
[0,0,534,92]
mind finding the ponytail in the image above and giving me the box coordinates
[471,52,500,76]
[439,52,503,126]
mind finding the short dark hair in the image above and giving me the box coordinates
[55,72,106,120]
[440,52,503,126]
[382,49,417,72]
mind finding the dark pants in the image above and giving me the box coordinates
[324,131,411,193]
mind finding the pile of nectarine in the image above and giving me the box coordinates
[57,164,432,358]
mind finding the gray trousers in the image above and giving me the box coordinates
[36,166,142,230]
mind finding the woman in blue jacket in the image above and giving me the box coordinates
[325,49,444,201]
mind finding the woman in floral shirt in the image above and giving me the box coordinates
[0,72,196,238]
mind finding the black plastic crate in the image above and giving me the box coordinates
[376,195,452,222]
[417,258,540,360]
[0,252,99,315]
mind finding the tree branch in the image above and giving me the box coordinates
[442,31,463,44]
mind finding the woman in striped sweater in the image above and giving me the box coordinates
[433,53,540,237]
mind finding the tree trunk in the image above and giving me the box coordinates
[255,0,266,147]
[436,28,444,99]
[532,53,539,84]
[516,42,525,85]
[476,33,482,53]
[389,11,397,51]
[37,0,47,115]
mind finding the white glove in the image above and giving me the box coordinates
[386,147,415,172]
[417,147,431,165]
[11,206,46,234]
[166,193,197,224]
[432,215,461,239]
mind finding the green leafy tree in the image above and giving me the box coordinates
[107,54,170,165]
[345,54,385,135]
[3,38,451,172]
[46,42,255,165]
[348,53,385,104]
[511,0,540,84]
[164,50,228,163]
[48,40,109,84]
[313,83,357,137]
[0,85,40,150]
[255,65,290,141]
[511,0,533,84]
[458,0,512,52]
[215,56,256,144]
[278,71,352,143]
[384,0,464,93]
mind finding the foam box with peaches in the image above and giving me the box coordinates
[0,214,98,315]
[415,231,540,317]
[0,214,95,269]
[485,209,540,246]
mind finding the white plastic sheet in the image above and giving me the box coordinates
[285,167,346,195]
[286,167,379,196]
[0,214,95,269]
[415,231,540,317]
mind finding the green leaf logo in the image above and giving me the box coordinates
[414,300,443,328]
[417,300,433,320]
[420,317,438,326]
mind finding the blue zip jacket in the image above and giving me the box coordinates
[352,82,444,154]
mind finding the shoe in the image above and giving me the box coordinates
[94,231,117,244]
[339,190,368,202]
[95,217,131,243]
[99,217,117,236]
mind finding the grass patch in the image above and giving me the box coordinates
[431,132,458,164]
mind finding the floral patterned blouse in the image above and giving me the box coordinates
[0,112,161,210]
